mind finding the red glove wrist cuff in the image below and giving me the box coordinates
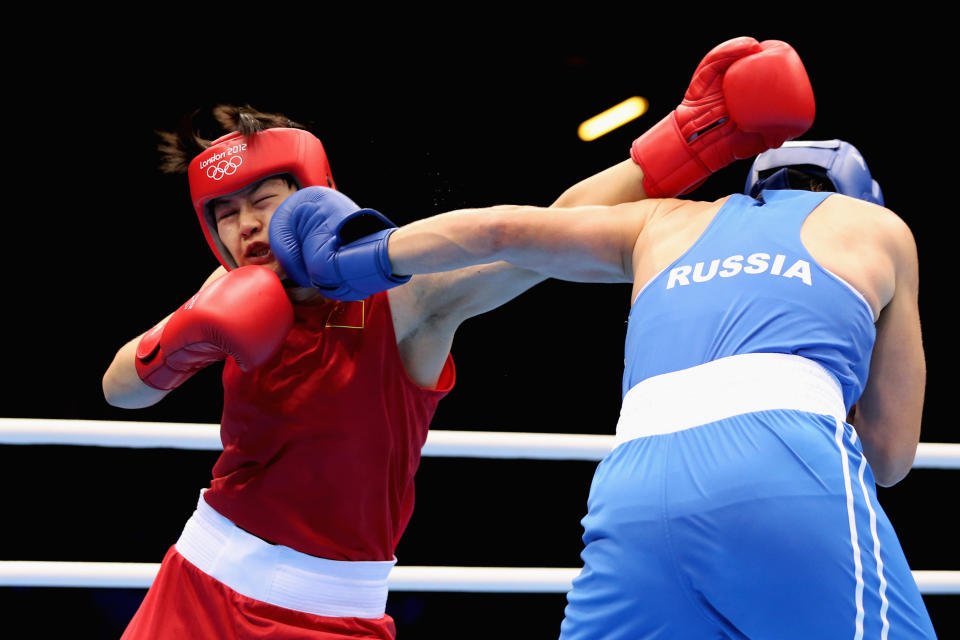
[134,325,192,391]
[630,112,711,198]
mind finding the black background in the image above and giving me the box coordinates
[2,17,956,639]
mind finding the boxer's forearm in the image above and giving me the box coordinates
[388,207,513,276]
[551,160,648,207]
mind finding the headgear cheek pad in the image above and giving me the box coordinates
[187,128,335,270]
[744,139,884,206]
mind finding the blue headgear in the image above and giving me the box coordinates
[744,139,884,206]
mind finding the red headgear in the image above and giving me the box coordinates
[187,127,335,269]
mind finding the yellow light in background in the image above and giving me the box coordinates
[577,97,649,142]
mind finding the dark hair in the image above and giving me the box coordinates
[156,104,307,175]
[785,167,836,193]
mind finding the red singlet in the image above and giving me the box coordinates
[203,291,455,560]
[125,292,452,638]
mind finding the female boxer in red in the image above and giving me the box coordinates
[102,37,813,639]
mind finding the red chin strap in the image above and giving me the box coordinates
[187,128,335,269]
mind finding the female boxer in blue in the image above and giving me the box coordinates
[276,139,936,639]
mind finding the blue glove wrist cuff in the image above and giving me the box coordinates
[316,226,411,301]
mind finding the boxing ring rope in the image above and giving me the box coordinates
[1,562,957,595]
[2,418,960,466]
[2,417,958,595]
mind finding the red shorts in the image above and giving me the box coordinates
[121,546,397,640]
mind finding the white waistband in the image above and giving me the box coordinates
[175,492,395,618]
[615,353,846,445]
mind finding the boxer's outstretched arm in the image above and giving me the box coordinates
[389,202,649,284]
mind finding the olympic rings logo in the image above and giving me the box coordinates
[206,156,244,180]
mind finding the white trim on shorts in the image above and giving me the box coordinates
[175,492,395,619]
[615,353,847,445]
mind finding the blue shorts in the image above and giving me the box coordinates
[560,411,936,639]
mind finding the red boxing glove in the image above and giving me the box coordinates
[135,266,294,390]
[631,37,815,197]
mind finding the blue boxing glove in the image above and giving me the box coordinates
[268,187,411,301]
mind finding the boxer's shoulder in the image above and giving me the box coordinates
[638,196,729,238]
[811,194,913,253]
